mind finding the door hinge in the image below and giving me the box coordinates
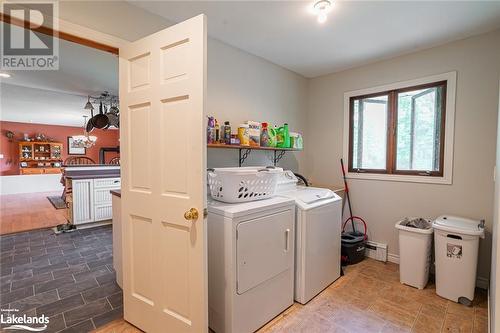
[236,230,238,240]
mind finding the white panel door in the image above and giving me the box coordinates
[119,14,207,333]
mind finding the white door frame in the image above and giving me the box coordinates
[490,79,500,333]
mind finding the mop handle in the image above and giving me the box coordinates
[340,158,356,232]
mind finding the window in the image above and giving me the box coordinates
[344,72,456,184]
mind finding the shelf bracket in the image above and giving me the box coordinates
[239,148,252,167]
[273,150,286,166]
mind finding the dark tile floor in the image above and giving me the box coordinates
[0,225,123,332]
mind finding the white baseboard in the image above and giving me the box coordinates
[386,253,489,289]
[387,253,399,264]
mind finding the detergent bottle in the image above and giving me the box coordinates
[207,116,216,144]
[268,125,277,147]
[260,122,271,147]
[276,123,290,148]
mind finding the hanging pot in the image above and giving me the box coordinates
[86,107,95,132]
[93,102,109,129]
[109,105,119,115]
[107,113,119,128]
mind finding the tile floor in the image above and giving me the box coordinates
[1,224,488,333]
[0,225,122,332]
[96,258,488,333]
[0,191,68,235]
[260,259,488,333]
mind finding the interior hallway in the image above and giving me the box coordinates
[0,191,67,235]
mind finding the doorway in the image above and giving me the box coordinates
[0,19,120,234]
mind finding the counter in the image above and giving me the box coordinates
[64,166,121,227]
[64,167,120,180]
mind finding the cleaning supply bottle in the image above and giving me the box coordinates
[223,121,231,145]
[215,119,220,143]
[260,122,271,147]
[207,116,215,144]
[268,125,277,147]
[276,123,290,148]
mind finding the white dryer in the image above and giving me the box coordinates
[207,196,295,333]
[277,171,342,304]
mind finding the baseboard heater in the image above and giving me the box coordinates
[365,241,388,262]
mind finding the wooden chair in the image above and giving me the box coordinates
[64,156,96,165]
[108,157,120,165]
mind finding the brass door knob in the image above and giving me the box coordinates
[184,208,199,221]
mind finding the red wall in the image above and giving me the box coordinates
[0,121,120,175]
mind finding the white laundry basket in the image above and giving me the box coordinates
[395,218,433,289]
[207,167,282,203]
[433,215,485,305]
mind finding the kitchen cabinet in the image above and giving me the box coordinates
[20,167,62,175]
[70,177,121,225]
[19,141,63,175]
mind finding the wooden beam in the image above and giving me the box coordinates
[0,13,119,55]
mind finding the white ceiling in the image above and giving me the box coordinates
[0,83,95,127]
[131,1,500,78]
[0,23,118,126]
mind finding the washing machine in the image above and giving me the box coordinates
[207,196,295,333]
[276,171,342,304]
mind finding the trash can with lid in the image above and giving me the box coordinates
[433,215,485,305]
[395,218,433,289]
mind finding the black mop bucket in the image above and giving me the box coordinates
[341,232,366,265]
[341,216,367,265]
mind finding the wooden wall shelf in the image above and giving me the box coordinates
[207,143,302,166]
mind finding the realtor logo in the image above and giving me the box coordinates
[1,308,49,331]
[1,1,59,70]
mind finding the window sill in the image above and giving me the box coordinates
[346,172,452,185]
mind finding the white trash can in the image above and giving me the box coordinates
[433,215,485,305]
[395,218,433,289]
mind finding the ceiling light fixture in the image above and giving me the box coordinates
[84,95,94,110]
[313,0,332,24]
[0,72,11,78]
[72,116,97,148]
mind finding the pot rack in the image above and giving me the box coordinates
[85,91,119,110]
[207,143,302,167]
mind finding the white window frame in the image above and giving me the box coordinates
[343,71,456,185]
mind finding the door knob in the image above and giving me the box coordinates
[184,208,199,221]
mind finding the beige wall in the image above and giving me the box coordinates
[306,29,500,280]
[206,39,307,171]
[59,1,307,172]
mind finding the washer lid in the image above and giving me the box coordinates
[295,188,336,204]
[432,215,484,236]
[279,186,341,210]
